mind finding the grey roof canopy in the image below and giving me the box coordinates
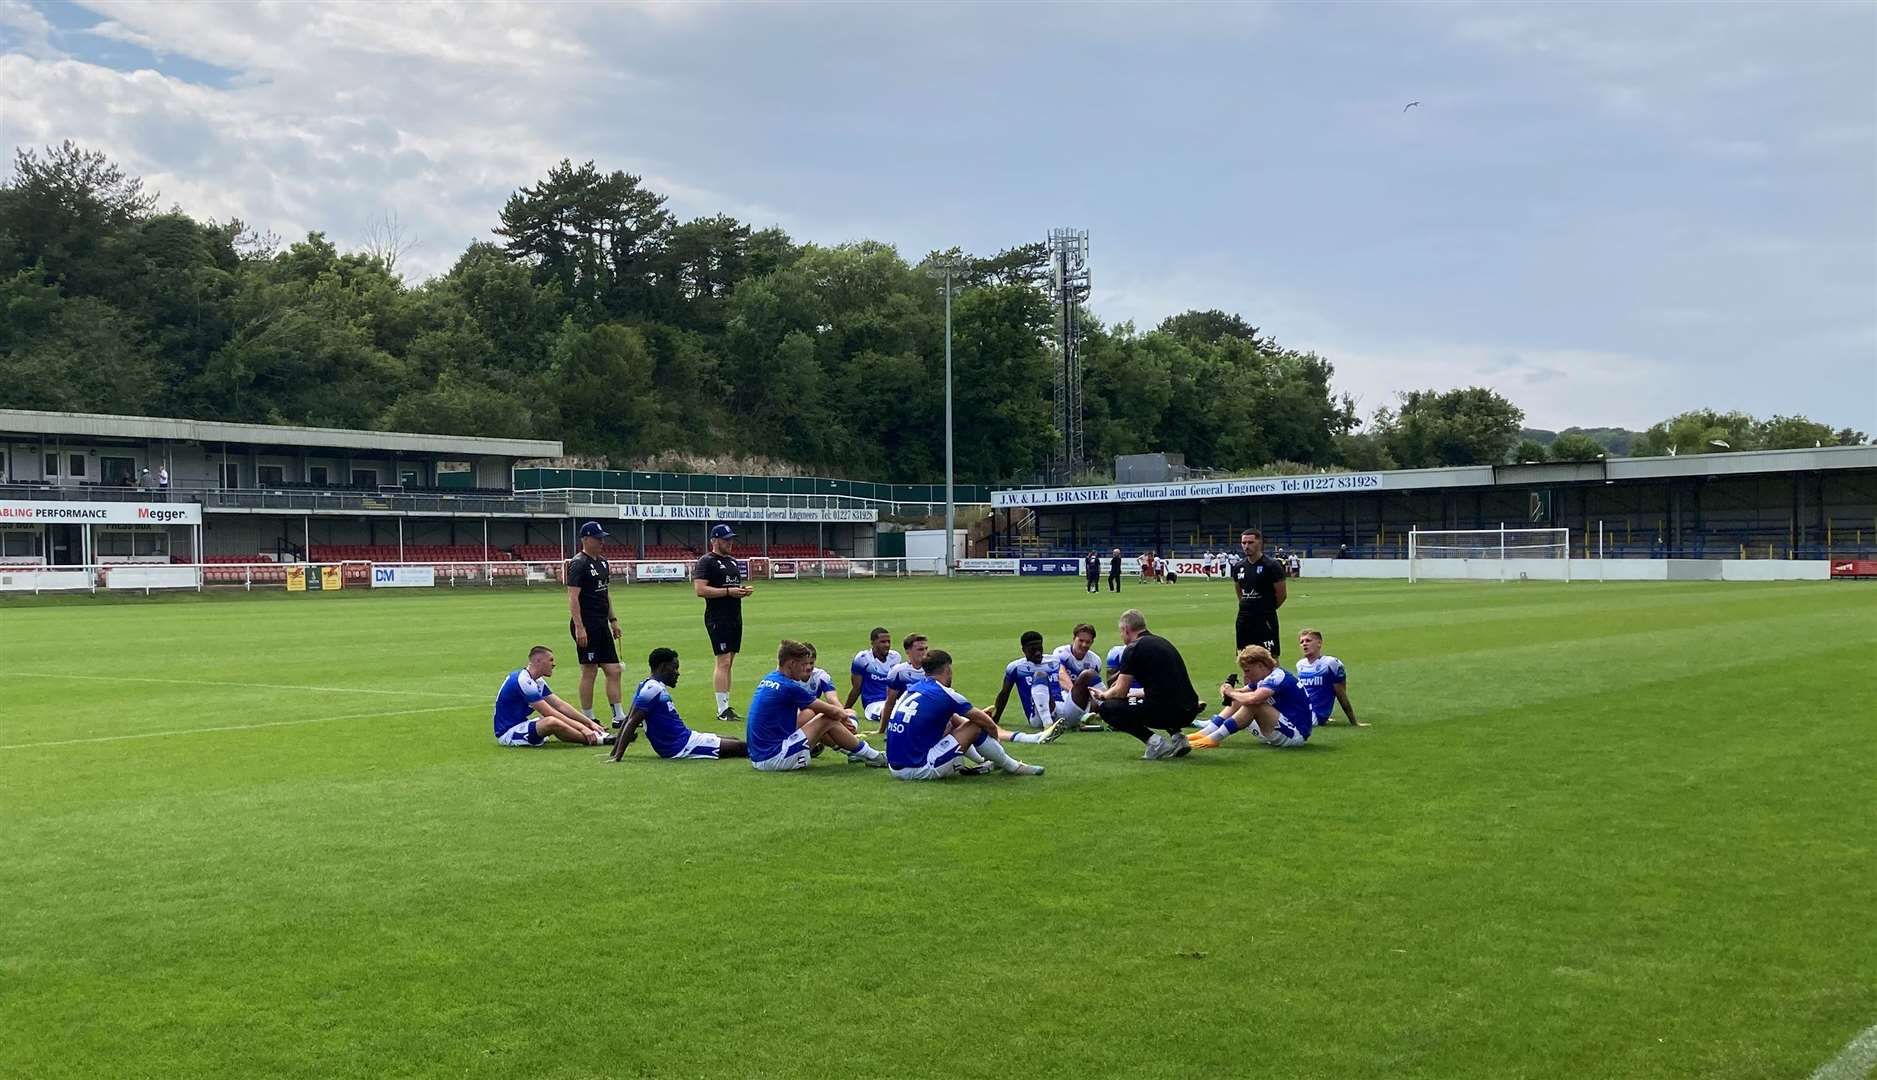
[0,409,562,459]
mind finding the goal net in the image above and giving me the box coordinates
[1407,527,1571,582]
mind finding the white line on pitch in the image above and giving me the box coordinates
[2,671,481,700]
[1811,1020,1877,1080]
[0,704,470,751]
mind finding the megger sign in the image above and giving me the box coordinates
[991,474,1385,509]
[0,500,202,525]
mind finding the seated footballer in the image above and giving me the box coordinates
[491,645,615,747]
[745,639,888,772]
[610,647,748,762]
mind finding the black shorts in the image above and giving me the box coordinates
[1234,609,1281,657]
[571,618,620,666]
[705,617,743,657]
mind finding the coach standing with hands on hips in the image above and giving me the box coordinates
[1232,527,1288,656]
[568,521,626,727]
[694,523,753,723]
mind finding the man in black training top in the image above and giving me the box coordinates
[567,521,626,728]
[1084,551,1100,593]
[1232,527,1288,657]
[693,523,754,722]
[1091,608,1202,760]
[1108,548,1123,593]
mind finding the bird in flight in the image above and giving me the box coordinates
[1403,101,1421,112]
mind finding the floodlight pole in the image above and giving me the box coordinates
[944,264,956,577]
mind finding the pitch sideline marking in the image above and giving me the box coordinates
[1811,1020,1877,1080]
[0,704,469,751]
[2,671,482,700]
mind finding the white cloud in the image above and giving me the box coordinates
[0,0,1870,434]
[0,0,53,56]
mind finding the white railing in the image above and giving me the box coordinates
[0,556,942,594]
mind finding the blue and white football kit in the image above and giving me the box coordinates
[1105,645,1144,701]
[1002,657,1062,730]
[1294,655,1347,726]
[850,648,901,722]
[807,666,838,699]
[1047,645,1100,721]
[1254,666,1317,747]
[885,677,976,780]
[745,671,819,771]
[634,677,721,759]
[492,669,550,746]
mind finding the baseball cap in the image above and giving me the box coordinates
[710,523,736,540]
[579,521,610,539]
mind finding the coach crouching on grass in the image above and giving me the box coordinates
[1091,609,1203,760]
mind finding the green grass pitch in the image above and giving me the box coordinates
[2,576,1873,1079]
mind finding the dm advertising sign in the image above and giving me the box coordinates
[1018,558,1082,576]
[991,474,1387,509]
[0,500,202,525]
[371,566,437,588]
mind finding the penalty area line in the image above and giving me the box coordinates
[1812,1020,1877,1080]
[2,671,481,700]
[0,704,469,751]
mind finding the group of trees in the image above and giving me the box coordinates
[1511,411,1867,464]
[1,143,1862,484]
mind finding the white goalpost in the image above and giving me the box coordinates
[1407,526,1571,582]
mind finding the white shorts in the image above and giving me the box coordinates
[863,701,885,723]
[496,719,544,747]
[1053,698,1087,723]
[1258,716,1312,748]
[890,735,965,781]
[751,729,812,772]
[659,730,722,760]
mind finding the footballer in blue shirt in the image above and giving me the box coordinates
[1295,628,1364,727]
[885,650,1045,781]
[842,627,901,730]
[610,648,748,762]
[1191,645,1318,748]
[802,642,860,735]
[987,631,1072,743]
[746,639,887,772]
[1049,622,1106,730]
[491,645,615,747]
[872,633,929,735]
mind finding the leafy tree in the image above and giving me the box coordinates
[0,141,156,296]
[1157,309,1263,347]
[1632,409,1757,456]
[548,321,655,460]
[1374,387,1524,468]
[1547,432,1604,461]
[1757,414,1843,450]
[1512,438,1549,463]
[495,159,671,318]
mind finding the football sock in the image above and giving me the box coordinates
[973,732,1020,771]
[583,708,597,721]
[715,692,730,714]
[847,741,882,761]
[1011,730,1044,744]
[611,703,626,721]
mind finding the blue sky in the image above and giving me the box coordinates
[2,0,1872,432]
